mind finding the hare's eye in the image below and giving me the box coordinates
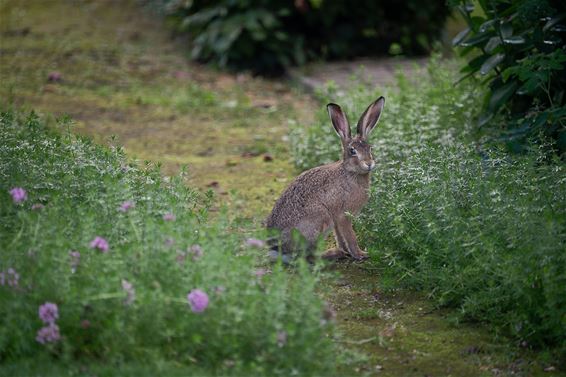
[349,147,357,156]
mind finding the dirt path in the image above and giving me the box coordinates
[1,1,559,376]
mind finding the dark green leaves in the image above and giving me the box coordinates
[453,0,566,152]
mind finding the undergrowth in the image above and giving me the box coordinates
[0,110,335,376]
[290,57,566,363]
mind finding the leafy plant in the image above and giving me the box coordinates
[452,0,566,153]
[152,0,450,75]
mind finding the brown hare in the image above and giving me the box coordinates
[266,97,385,262]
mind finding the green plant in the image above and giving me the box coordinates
[0,110,336,375]
[290,60,566,362]
[452,0,566,153]
[152,0,450,75]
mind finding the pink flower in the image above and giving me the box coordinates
[9,187,27,204]
[188,244,203,261]
[39,302,59,324]
[36,324,60,344]
[255,268,268,277]
[89,236,109,252]
[245,238,266,248]
[47,71,62,82]
[118,200,134,212]
[4,268,19,287]
[187,289,209,313]
[163,213,176,221]
[121,279,135,306]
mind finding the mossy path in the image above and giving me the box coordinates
[1,1,560,376]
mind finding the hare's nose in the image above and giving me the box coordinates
[366,161,375,171]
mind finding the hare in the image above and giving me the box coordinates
[266,97,385,261]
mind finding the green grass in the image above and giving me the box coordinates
[291,56,566,365]
[0,110,336,376]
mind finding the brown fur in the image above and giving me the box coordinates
[266,97,385,260]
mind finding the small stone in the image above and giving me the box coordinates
[263,154,273,162]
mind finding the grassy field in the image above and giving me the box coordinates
[1,1,563,376]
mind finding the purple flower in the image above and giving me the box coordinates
[39,302,59,324]
[245,238,266,248]
[6,268,19,287]
[69,251,80,272]
[32,203,44,210]
[121,279,135,306]
[163,213,176,221]
[89,236,109,253]
[9,187,27,204]
[188,244,203,261]
[47,71,62,82]
[118,200,134,213]
[36,324,61,344]
[187,289,209,313]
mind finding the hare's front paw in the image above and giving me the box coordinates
[351,249,369,261]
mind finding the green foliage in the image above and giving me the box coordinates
[452,0,566,153]
[153,0,450,75]
[290,60,566,360]
[0,110,335,375]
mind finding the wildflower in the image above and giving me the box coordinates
[187,289,209,313]
[118,200,134,213]
[163,213,176,221]
[9,187,27,204]
[6,268,19,287]
[36,324,61,344]
[38,302,59,324]
[213,286,226,295]
[188,244,203,260]
[89,236,109,253]
[276,331,287,348]
[32,203,44,210]
[176,252,187,265]
[254,268,268,277]
[121,279,136,306]
[69,251,80,273]
[47,71,62,82]
[164,237,175,246]
[245,238,265,248]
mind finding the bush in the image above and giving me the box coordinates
[290,60,566,360]
[153,0,450,75]
[452,0,566,153]
[0,110,335,375]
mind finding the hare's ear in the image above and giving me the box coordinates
[356,97,385,140]
[327,103,351,140]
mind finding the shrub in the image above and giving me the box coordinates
[452,0,566,153]
[290,60,566,360]
[153,0,450,75]
[0,110,335,375]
